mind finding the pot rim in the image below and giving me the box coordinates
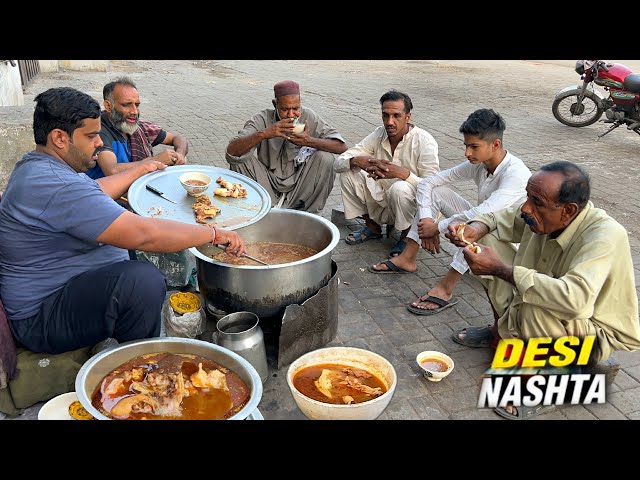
[75,337,263,420]
[189,209,340,268]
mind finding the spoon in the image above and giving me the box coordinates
[214,244,270,266]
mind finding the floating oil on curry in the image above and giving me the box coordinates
[183,179,208,186]
[211,241,317,266]
[419,358,449,372]
[90,352,250,420]
[292,363,388,405]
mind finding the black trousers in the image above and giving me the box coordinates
[10,260,166,354]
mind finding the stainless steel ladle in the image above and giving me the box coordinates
[214,243,270,266]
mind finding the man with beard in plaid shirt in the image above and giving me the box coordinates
[86,76,189,180]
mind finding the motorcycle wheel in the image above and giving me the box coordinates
[552,90,603,127]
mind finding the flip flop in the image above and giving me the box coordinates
[451,325,494,348]
[406,295,459,315]
[345,226,383,245]
[367,260,412,274]
[494,404,556,420]
[389,240,407,258]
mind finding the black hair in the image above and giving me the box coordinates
[103,76,137,102]
[540,161,591,209]
[459,108,506,142]
[33,87,101,146]
[379,90,413,113]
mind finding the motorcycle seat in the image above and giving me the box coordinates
[623,74,640,94]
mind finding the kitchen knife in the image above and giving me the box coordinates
[146,184,178,204]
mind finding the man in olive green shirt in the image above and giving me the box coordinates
[449,161,640,381]
[447,161,640,419]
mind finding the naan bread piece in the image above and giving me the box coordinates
[457,223,469,245]
[456,223,481,253]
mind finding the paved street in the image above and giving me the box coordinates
[4,59,640,420]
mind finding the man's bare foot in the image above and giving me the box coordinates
[411,285,452,310]
[502,404,518,416]
[370,257,416,273]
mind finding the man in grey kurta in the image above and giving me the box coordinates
[225,80,348,214]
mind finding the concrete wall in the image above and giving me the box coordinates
[41,60,109,73]
[0,61,109,107]
[0,60,110,192]
[39,60,59,73]
[58,60,109,72]
[0,61,24,107]
[0,111,33,193]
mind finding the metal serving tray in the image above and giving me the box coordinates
[127,165,271,230]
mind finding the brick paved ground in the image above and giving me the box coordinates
[3,59,640,420]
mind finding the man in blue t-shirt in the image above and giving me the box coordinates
[0,87,246,354]
[85,76,189,180]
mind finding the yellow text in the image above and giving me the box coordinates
[491,335,596,369]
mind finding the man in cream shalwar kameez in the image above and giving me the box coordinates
[335,90,439,256]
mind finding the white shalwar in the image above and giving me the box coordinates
[408,152,531,273]
[335,125,439,231]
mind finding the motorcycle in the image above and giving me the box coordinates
[552,60,640,139]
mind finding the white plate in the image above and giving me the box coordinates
[38,392,78,420]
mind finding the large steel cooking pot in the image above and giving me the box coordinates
[190,209,339,318]
[75,337,263,420]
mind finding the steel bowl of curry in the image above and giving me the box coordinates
[75,337,263,420]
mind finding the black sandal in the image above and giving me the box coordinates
[494,404,556,420]
[389,239,407,258]
[451,325,495,348]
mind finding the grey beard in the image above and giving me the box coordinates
[117,121,139,136]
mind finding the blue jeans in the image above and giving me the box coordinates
[10,260,166,354]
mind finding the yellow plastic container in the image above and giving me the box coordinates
[68,400,94,420]
[164,292,205,338]
[169,292,201,314]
